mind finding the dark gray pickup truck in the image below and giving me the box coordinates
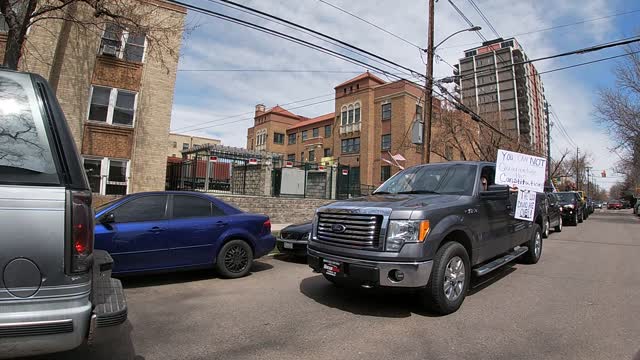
[308,161,543,314]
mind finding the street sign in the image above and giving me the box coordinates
[248,158,258,165]
[318,165,325,171]
[209,156,218,163]
[342,169,348,176]
[285,161,293,168]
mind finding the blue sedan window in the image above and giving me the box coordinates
[173,195,213,218]
[113,195,167,223]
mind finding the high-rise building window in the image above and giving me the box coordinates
[382,103,391,120]
[88,86,137,126]
[341,137,360,154]
[381,134,391,151]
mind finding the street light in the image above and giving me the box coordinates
[422,25,482,164]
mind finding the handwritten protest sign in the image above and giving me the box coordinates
[515,190,536,221]
[495,149,547,192]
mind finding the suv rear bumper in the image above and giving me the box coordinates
[308,248,433,288]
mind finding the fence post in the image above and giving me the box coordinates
[204,154,211,192]
[242,160,247,195]
[303,163,308,199]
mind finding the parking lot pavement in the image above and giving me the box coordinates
[28,210,640,360]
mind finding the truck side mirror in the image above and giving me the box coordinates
[101,212,115,224]
[479,185,510,200]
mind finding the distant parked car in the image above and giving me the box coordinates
[586,198,594,214]
[557,191,584,225]
[542,193,563,237]
[608,200,623,210]
[277,222,312,256]
[594,201,603,209]
[95,192,275,278]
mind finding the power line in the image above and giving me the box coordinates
[206,0,425,79]
[439,8,640,50]
[176,69,407,74]
[171,93,334,132]
[549,110,578,149]
[316,0,423,50]
[467,0,500,38]
[447,0,487,42]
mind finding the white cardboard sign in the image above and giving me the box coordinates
[515,190,536,222]
[495,149,547,192]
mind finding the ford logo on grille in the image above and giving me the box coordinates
[331,224,347,233]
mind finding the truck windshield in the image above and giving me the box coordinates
[556,193,576,203]
[374,164,476,196]
[0,73,59,185]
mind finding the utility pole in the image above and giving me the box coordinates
[422,0,435,164]
[586,167,592,197]
[576,147,580,190]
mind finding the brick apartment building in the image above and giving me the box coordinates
[457,38,548,155]
[247,72,473,187]
[0,0,186,196]
[168,133,221,158]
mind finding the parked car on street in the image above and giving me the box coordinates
[634,200,640,215]
[622,200,631,209]
[608,200,623,210]
[586,198,594,214]
[308,161,543,315]
[277,222,312,256]
[594,201,603,209]
[95,192,275,278]
[542,192,563,237]
[0,69,126,358]
[556,192,584,226]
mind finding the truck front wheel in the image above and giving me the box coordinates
[420,242,470,315]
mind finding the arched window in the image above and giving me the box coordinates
[341,106,348,126]
[348,105,354,124]
[354,103,361,123]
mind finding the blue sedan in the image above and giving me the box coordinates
[94,191,275,278]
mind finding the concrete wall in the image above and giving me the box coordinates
[231,164,272,196]
[215,195,332,224]
[306,171,327,199]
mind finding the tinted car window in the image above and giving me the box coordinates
[113,195,167,223]
[375,164,477,196]
[0,73,59,185]
[173,195,212,218]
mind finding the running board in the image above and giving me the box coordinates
[473,246,528,277]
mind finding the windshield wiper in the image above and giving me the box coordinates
[397,190,440,194]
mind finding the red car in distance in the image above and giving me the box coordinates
[607,200,623,210]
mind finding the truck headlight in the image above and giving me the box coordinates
[303,233,310,240]
[385,220,430,252]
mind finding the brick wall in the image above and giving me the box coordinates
[0,33,7,63]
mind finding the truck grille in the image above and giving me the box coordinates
[316,213,382,249]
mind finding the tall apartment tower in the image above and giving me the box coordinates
[457,38,548,155]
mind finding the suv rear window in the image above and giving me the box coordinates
[0,72,59,185]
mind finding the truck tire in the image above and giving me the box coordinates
[542,218,550,238]
[554,217,562,232]
[420,242,470,315]
[578,211,584,223]
[215,240,254,279]
[521,224,542,264]
[572,212,579,226]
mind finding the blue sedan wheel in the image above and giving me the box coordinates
[216,240,254,279]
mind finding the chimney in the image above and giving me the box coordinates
[255,104,266,117]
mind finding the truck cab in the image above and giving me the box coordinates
[308,161,542,314]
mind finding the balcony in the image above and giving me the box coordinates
[339,122,361,135]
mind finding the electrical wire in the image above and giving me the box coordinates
[467,0,500,38]
[176,69,407,75]
[317,0,423,50]
[447,0,487,42]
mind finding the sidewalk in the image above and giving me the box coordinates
[271,224,292,232]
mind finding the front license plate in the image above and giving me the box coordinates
[283,242,293,249]
[322,259,342,277]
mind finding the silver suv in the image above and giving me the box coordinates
[0,69,127,357]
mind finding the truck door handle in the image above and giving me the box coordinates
[148,226,165,232]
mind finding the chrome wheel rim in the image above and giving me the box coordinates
[544,219,549,237]
[224,245,249,273]
[559,217,562,230]
[444,256,465,301]
[534,232,542,258]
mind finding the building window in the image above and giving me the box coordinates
[302,130,308,141]
[309,150,315,162]
[348,105,354,124]
[381,134,391,151]
[300,152,304,162]
[324,125,331,138]
[341,106,348,126]
[381,166,391,182]
[288,133,296,144]
[83,157,129,195]
[287,154,296,162]
[324,148,331,157]
[172,141,177,148]
[382,103,391,120]
[273,132,285,144]
[341,137,360,154]
[100,23,146,63]
[88,86,137,126]
[312,127,319,138]
[354,103,361,123]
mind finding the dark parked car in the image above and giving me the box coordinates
[277,222,312,256]
[608,200,623,210]
[0,69,126,357]
[308,161,543,315]
[556,192,583,225]
[622,200,632,209]
[95,192,275,278]
[542,193,563,237]
[586,198,594,214]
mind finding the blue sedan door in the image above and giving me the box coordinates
[168,194,227,267]
[97,195,170,273]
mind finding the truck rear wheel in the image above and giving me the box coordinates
[521,224,542,264]
[554,217,562,232]
[420,242,470,315]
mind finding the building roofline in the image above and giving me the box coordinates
[334,72,386,89]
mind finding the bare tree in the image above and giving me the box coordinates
[1,0,190,70]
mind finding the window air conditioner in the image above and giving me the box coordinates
[102,45,118,57]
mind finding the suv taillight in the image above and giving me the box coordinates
[69,190,94,273]
[262,219,271,235]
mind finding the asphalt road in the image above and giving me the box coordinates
[29,209,640,360]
